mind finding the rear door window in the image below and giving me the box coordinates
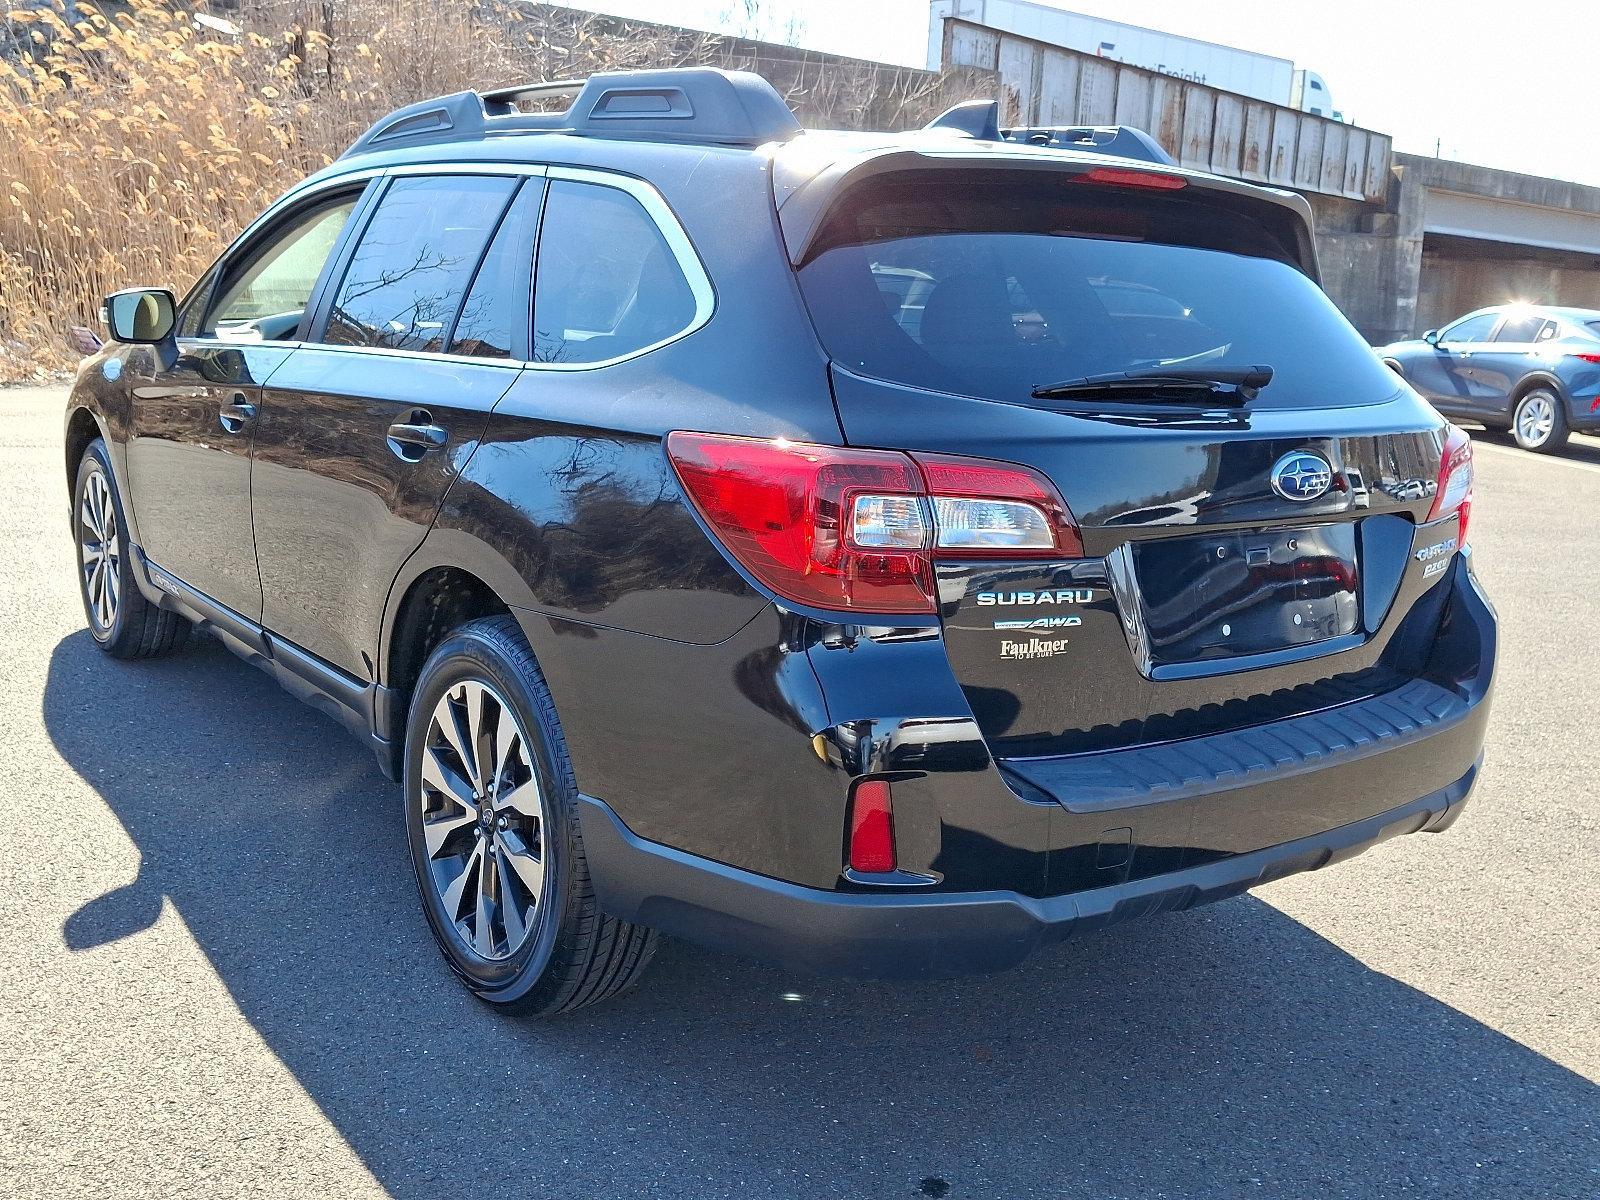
[449,180,543,360]
[321,175,518,353]
[1493,312,1545,343]
[796,171,1400,411]
[531,179,699,365]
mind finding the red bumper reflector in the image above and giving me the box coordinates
[848,780,896,874]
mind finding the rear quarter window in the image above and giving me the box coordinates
[532,180,699,365]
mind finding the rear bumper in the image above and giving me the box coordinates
[580,552,1495,977]
[579,762,1477,978]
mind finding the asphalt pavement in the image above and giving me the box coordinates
[0,384,1595,1198]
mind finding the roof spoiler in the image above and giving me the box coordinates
[341,68,803,160]
[923,101,1176,165]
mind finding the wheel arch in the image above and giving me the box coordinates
[63,398,146,548]
[1509,371,1569,411]
[381,553,518,730]
[63,406,106,500]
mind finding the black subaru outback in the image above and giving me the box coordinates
[65,69,1495,1014]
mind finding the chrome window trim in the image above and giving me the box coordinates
[187,161,715,370]
[173,334,524,372]
[193,162,546,310]
[231,341,524,371]
[387,161,550,179]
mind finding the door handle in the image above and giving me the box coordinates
[386,410,448,461]
[219,394,257,434]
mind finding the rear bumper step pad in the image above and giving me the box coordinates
[999,676,1468,813]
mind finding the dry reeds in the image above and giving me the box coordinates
[0,0,990,381]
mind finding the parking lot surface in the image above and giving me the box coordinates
[0,384,1595,1198]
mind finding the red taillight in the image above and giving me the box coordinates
[666,432,1082,615]
[1427,424,1474,544]
[1571,349,1600,411]
[664,432,931,613]
[1074,166,1188,190]
[848,779,895,873]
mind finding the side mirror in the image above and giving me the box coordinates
[1423,329,1441,347]
[103,287,177,345]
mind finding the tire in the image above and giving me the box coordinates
[1511,387,1570,453]
[72,439,190,659]
[403,614,658,1015]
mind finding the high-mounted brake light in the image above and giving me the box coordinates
[1074,166,1188,191]
[665,433,1083,615]
[1427,424,1473,545]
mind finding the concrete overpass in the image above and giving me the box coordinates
[934,12,1600,344]
[1309,154,1600,343]
[1407,157,1600,335]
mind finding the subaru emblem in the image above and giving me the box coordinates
[1270,451,1333,502]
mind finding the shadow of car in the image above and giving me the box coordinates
[43,630,1597,1197]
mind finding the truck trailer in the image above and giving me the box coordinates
[927,0,1342,120]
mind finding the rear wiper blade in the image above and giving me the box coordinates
[1031,364,1275,402]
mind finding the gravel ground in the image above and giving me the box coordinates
[1,384,1595,1199]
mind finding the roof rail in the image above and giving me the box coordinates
[340,67,803,160]
[922,101,1175,166]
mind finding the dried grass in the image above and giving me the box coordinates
[0,0,990,381]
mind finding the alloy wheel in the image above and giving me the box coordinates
[418,679,549,961]
[79,468,120,633]
[1516,393,1556,447]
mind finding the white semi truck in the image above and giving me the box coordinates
[927,0,1343,120]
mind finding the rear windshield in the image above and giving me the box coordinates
[796,172,1401,411]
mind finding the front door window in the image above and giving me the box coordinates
[203,198,358,342]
